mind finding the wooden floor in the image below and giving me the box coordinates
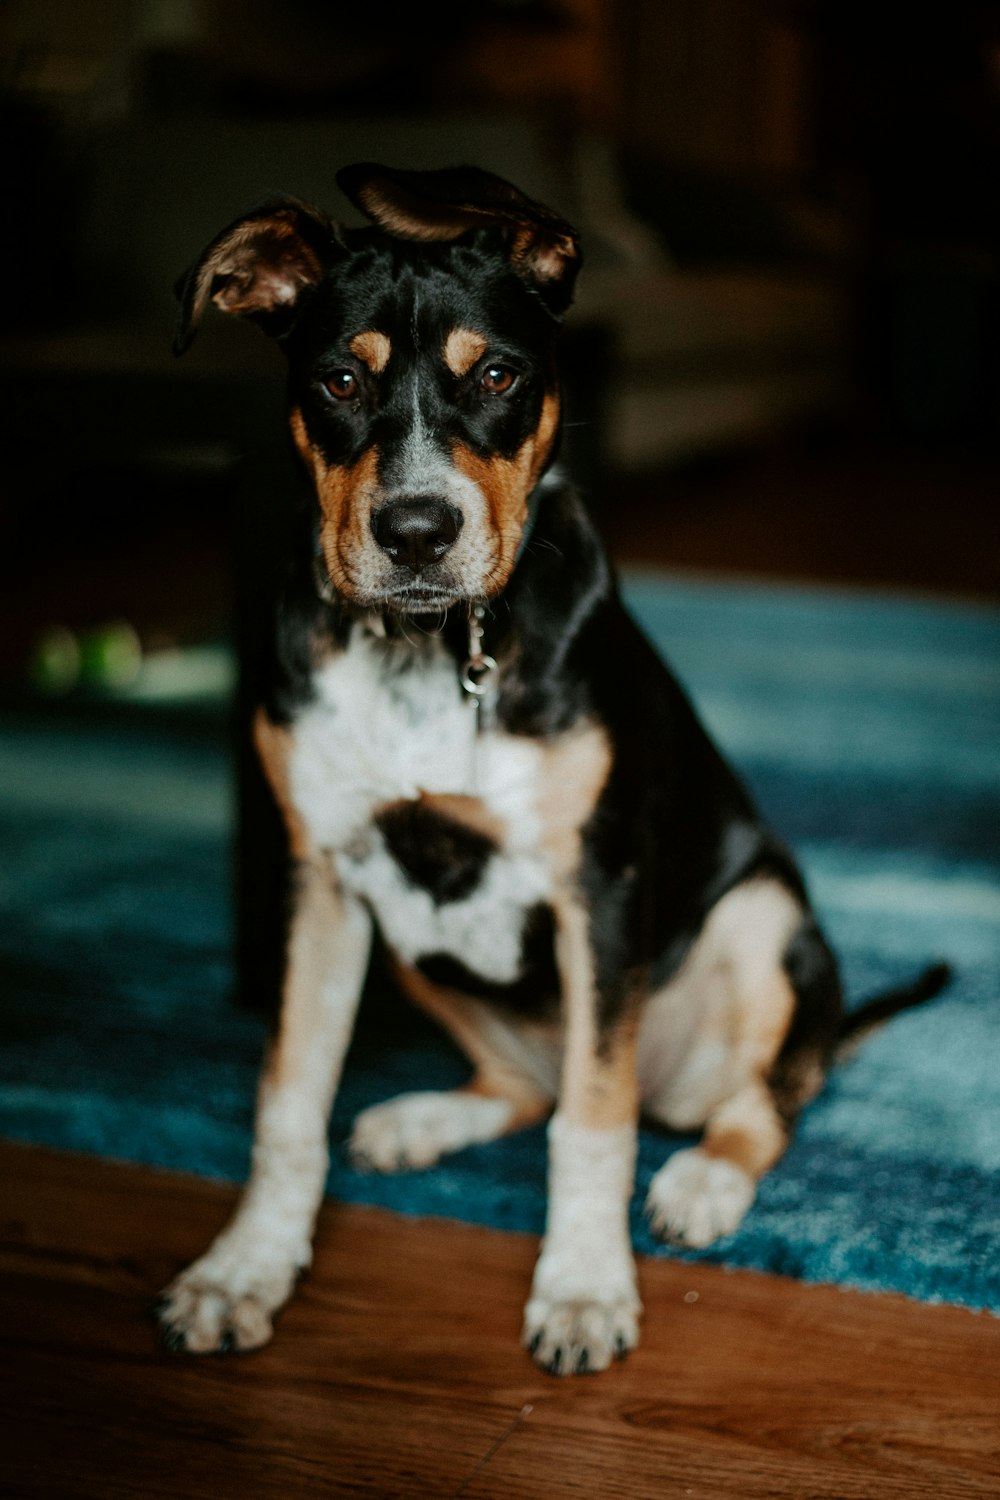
[2,1141,997,1499]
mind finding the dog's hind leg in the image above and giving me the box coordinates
[348,961,556,1172]
[158,858,372,1353]
[645,1079,788,1247]
[641,880,835,1249]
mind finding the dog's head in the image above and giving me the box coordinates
[176,163,581,612]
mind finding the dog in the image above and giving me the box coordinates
[157,162,948,1374]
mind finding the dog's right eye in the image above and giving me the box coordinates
[480,364,516,395]
[323,370,358,401]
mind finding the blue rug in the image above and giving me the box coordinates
[2,575,998,1313]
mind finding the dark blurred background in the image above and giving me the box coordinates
[1,0,998,700]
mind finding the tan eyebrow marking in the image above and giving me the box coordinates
[443,327,488,378]
[349,329,391,374]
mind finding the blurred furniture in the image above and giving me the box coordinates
[69,111,849,471]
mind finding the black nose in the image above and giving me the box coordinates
[371,498,462,573]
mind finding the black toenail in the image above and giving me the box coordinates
[160,1324,186,1354]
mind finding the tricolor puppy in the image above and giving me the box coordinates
[158,163,947,1374]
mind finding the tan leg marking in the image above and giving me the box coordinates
[159,859,372,1353]
[536,722,613,881]
[701,1080,789,1179]
[645,1074,790,1249]
[552,899,639,1130]
[525,887,642,1375]
[639,879,803,1129]
[642,880,803,1248]
[253,708,310,861]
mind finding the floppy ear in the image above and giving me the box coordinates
[336,162,581,314]
[174,196,339,354]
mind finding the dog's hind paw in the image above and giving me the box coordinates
[645,1147,755,1248]
[348,1089,514,1172]
[522,1293,640,1375]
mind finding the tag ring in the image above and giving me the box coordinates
[460,654,498,697]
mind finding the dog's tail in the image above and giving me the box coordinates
[835,961,952,1054]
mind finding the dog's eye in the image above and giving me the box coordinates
[324,370,358,401]
[480,364,516,395]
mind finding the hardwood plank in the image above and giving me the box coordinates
[1,1141,996,1499]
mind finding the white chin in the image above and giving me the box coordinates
[379,584,467,614]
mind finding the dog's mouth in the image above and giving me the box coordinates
[330,549,504,616]
[328,567,471,616]
[377,581,467,614]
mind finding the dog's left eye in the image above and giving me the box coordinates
[323,370,358,401]
[480,364,516,395]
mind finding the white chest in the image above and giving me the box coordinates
[287,630,552,980]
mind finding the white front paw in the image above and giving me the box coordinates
[157,1243,304,1354]
[524,1233,641,1376]
[522,1291,640,1375]
[646,1148,755,1248]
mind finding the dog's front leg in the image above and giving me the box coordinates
[159,858,372,1353]
[523,897,641,1375]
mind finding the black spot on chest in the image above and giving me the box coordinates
[416,903,561,1018]
[375,798,497,905]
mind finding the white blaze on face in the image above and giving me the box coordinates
[385,393,497,587]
